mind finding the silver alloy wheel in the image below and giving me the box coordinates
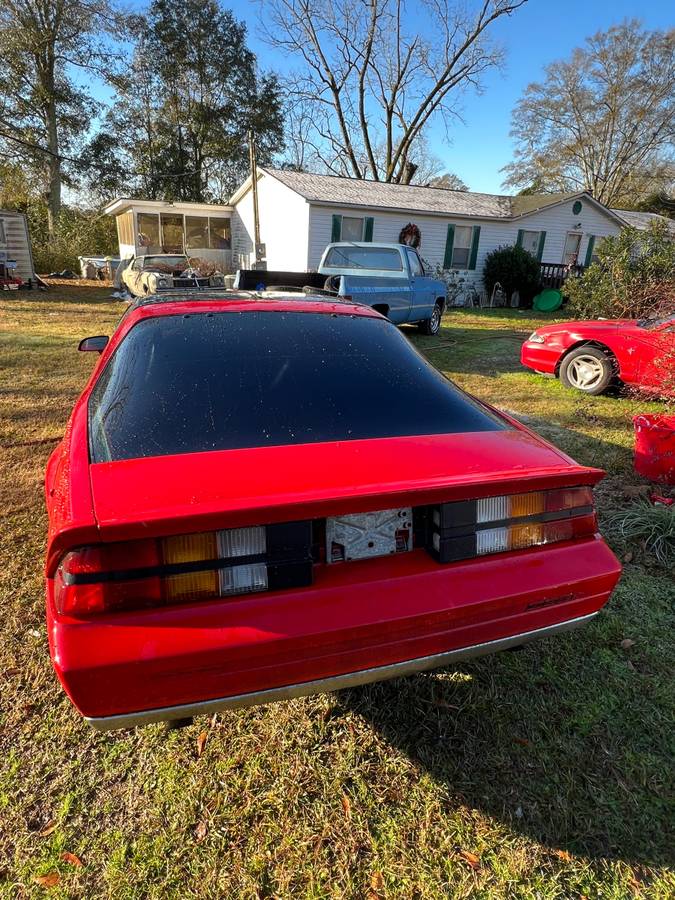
[430,304,441,333]
[566,354,605,390]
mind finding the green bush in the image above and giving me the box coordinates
[30,207,118,274]
[566,221,675,320]
[482,244,541,303]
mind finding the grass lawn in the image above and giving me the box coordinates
[1,285,673,899]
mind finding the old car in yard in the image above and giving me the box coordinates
[45,293,621,730]
[521,314,675,396]
[118,253,225,297]
[235,242,448,334]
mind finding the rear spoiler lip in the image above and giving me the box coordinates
[88,464,604,546]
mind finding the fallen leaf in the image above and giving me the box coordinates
[513,737,529,746]
[621,638,636,650]
[555,849,572,862]
[39,819,57,837]
[196,731,208,757]
[622,551,634,564]
[194,820,208,842]
[61,851,83,867]
[459,850,481,870]
[433,699,460,710]
[341,793,352,820]
[34,872,60,888]
[209,712,218,728]
[2,667,20,678]
[370,871,384,891]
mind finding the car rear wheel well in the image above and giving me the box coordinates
[436,297,446,314]
[555,340,617,376]
[372,303,390,318]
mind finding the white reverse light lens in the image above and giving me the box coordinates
[218,526,266,558]
[476,527,508,555]
[477,496,508,523]
[220,563,268,596]
[528,332,546,343]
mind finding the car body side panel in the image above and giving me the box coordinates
[521,320,670,388]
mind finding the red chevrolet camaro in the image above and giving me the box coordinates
[521,315,675,396]
[45,295,621,730]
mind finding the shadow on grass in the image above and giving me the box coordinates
[336,592,673,869]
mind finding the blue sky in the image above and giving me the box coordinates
[113,0,672,195]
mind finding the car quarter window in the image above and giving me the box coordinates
[406,249,423,276]
[89,312,506,462]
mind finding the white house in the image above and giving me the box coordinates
[105,170,674,281]
[230,168,665,280]
[103,198,234,272]
[0,208,37,285]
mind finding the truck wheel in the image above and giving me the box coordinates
[559,346,614,395]
[419,302,442,335]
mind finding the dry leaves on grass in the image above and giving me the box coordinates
[621,638,636,650]
[367,870,384,898]
[61,851,83,867]
[39,820,57,837]
[194,820,208,843]
[458,850,481,870]
[341,794,352,821]
[34,872,60,888]
[554,849,573,862]
[196,731,208,757]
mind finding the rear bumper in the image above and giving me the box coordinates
[86,613,596,730]
[47,537,621,726]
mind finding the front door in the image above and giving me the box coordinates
[562,233,582,266]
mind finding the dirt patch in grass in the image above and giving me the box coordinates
[1,296,673,898]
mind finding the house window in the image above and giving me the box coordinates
[520,230,541,256]
[116,211,133,247]
[341,216,365,241]
[209,217,231,249]
[161,213,184,252]
[185,216,209,249]
[136,213,160,251]
[451,225,473,268]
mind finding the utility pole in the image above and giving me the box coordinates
[248,130,264,267]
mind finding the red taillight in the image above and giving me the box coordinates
[53,523,313,617]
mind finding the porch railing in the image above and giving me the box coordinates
[538,262,585,290]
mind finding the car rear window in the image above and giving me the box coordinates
[88,311,506,462]
[323,246,403,270]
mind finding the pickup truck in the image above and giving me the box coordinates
[234,242,447,335]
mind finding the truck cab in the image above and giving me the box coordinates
[318,243,447,334]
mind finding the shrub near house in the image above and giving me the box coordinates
[483,244,541,304]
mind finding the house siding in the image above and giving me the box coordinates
[231,172,310,271]
[0,210,35,282]
[307,197,622,277]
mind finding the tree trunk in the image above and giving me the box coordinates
[44,66,61,236]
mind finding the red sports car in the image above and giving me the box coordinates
[45,294,621,730]
[521,315,675,396]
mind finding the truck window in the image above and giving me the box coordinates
[405,249,423,276]
[323,246,403,271]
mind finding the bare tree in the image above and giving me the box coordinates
[262,0,527,183]
[502,22,675,206]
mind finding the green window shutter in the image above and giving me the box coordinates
[331,214,342,242]
[468,225,481,270]
[363,217,374,242]
[443,224,455,269]
[516,229,524,247]
[584,235,595,267]
[536,230,546,261]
